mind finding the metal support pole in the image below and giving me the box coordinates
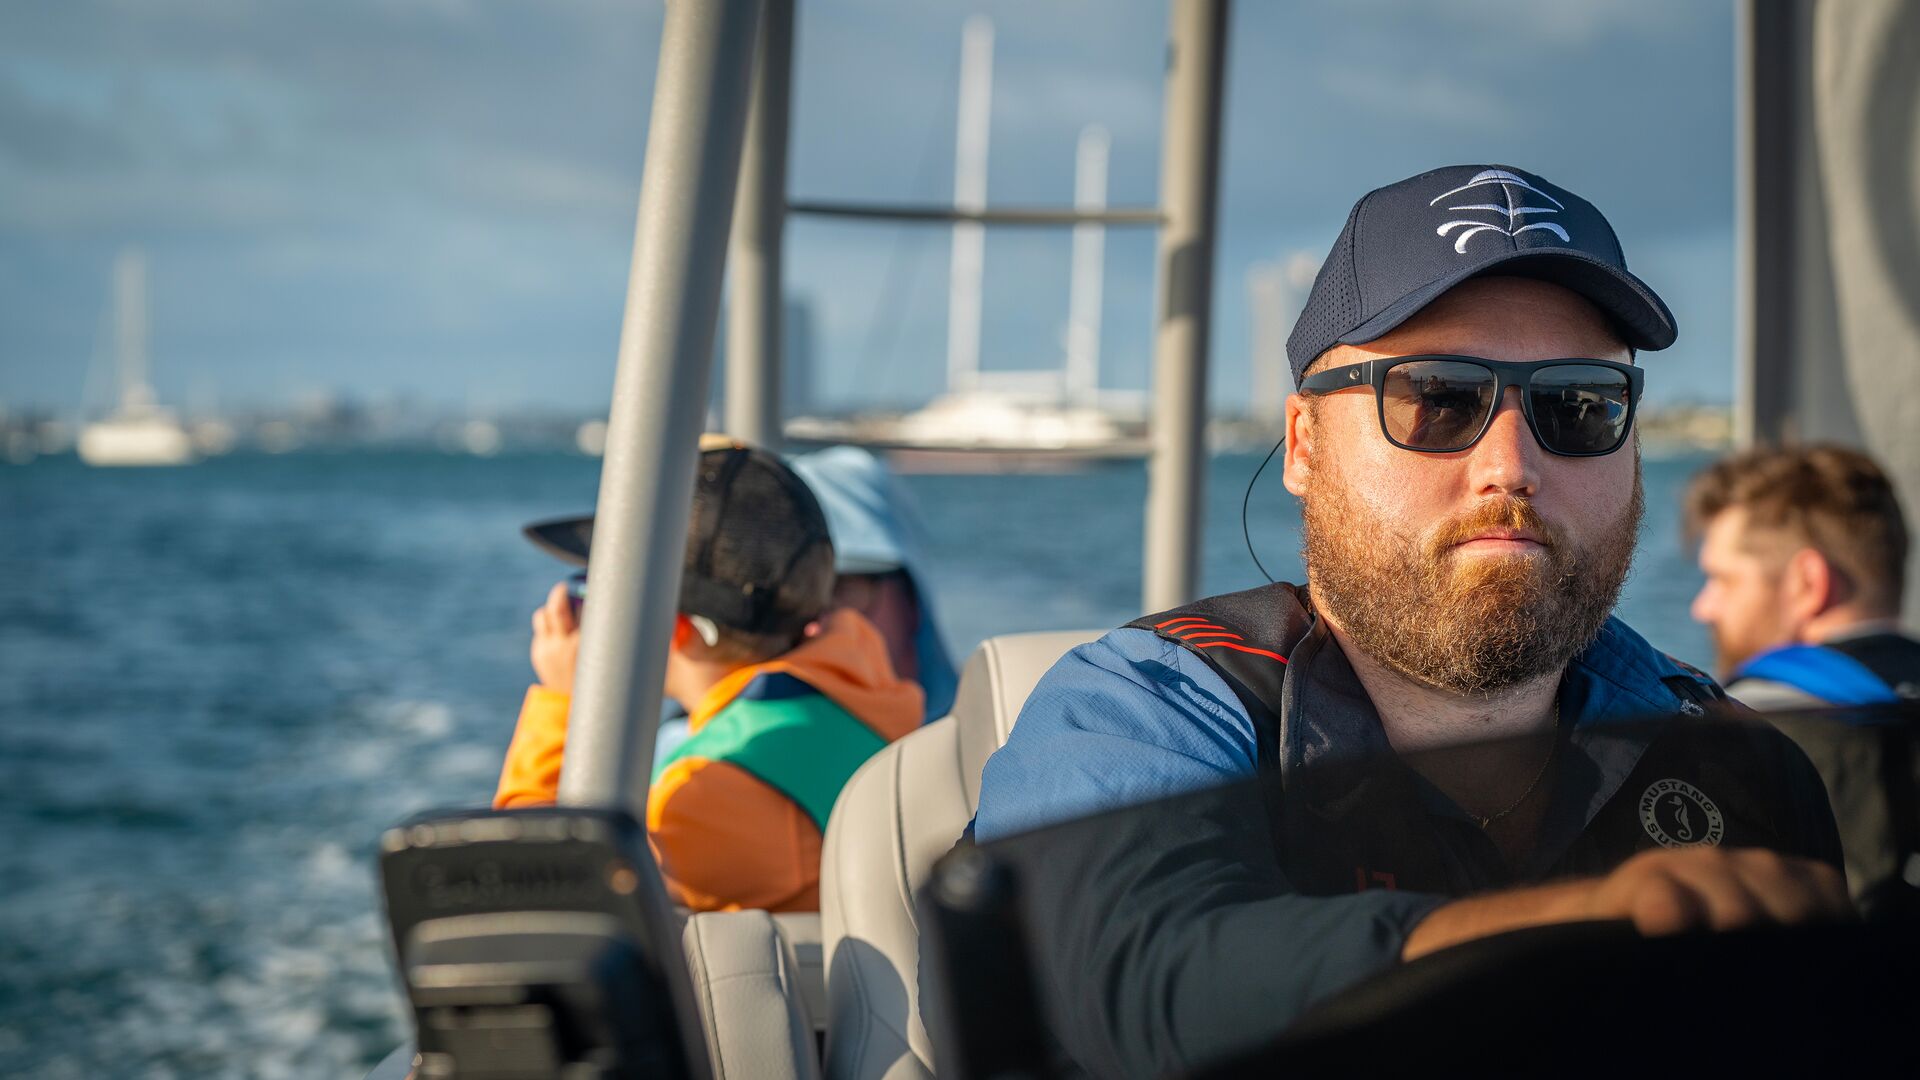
[1734,0,1798,449]
[725,0,794,448]
[560,0,764,809]
[1143,0,1228,612]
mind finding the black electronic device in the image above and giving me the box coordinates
[919,845,1056,1080]
[379,807,711,1080]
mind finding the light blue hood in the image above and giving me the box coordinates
[790,446,958,721]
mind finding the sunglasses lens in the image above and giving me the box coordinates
[1528,364,1633,454]
[1382,360,1496,450]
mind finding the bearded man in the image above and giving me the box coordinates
[966,166,1848,1075]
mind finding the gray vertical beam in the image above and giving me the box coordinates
[725,0,795,447]
[1734,0,1799,449]
[1143,0,1229,612]
[1808,0,1920,623]
[560,0,764,809]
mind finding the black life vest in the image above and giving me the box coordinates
[1127,582,1728,763]
[1828,633,1920,700]
[1122,583,1834,895]
[1125,582,1309,768]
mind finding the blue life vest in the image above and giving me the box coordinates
[1733,644,1901,707]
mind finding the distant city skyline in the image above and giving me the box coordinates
[1,1,1739,418]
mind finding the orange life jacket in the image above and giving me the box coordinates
[493,609,922,911]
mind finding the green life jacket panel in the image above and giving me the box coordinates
[655,678,887,831]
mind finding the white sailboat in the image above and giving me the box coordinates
[77,249,196,468]
[898,23,1134,460]
[785,20,1146,470]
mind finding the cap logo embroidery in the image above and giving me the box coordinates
[1430,168,1570,254]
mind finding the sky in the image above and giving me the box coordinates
[0,0,1738,418]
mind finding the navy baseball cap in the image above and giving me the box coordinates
[1284,164,1678,385]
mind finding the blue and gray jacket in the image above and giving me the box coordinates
[971,583,1842,1077]
[1729,630,1920,711]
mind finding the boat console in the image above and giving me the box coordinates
[378,808,710,1080]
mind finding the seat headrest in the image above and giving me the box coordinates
[949,629,1104,809]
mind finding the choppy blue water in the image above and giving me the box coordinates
[0,450,1715,1077]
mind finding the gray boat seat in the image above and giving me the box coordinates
[683,909,821,1080]
[818,630,1102,1080]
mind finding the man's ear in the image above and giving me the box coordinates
[669,613,695,653]
[1282,393,1314,498]
[1782,548,1835,627]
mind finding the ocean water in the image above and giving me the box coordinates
[0,449,1716,1077]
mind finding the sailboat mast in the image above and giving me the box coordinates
[114,249,152,412]
[78,245,195,466]
[1065,125,1110,406]
[945,16,992,395]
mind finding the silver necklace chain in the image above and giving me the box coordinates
[1475,705,1559,830]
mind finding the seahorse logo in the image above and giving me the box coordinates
[1638,779,1725,849]
[1430,168,1571,254]
[1667,795,1694,842]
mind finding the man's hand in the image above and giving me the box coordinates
[530,582,580,695]
[1402,847,1851,961]
[1582,846,1851,936]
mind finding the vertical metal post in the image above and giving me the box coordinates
[725,0,794,448]
[560,0,765,809]
[1734,0,1797,449]
[1143,0,1228,612]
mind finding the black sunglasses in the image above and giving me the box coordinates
[1297,355,1644,457]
